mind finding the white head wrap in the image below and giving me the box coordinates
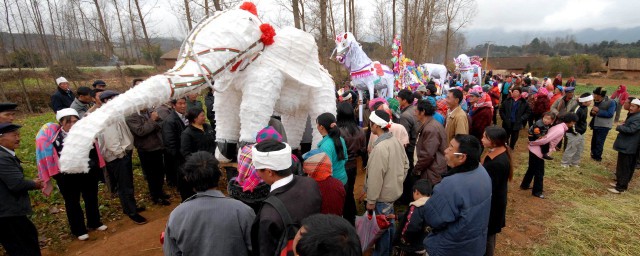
[56,108,79,122]
[342,93,352,101]
[578,95,594,103]
[252,142,292,171]
[56,77,69,85]
[632,99,640,106]
[369,111,391,129]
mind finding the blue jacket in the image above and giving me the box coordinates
[50,87,75,112]
[318,136,348,184]
[421,164,492,256]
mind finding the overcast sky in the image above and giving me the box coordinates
[148,0,640,40]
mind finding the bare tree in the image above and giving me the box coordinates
[212,0,222,11]
[27,0,53,65]
[92,0,127,86]
[133,0,157,66]
[443,0,475,67]
[292,0,301,29]
[372,0,391,47]
[113,0,131,61]
[184,0,193,30]
[319,0,327,63]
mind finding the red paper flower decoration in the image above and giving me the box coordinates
[239,2,257,16]
[260,23,276,46]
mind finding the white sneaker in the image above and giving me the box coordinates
[78,234,89,241]
[560,164,569,168]
[609,182,617,188]
[571,165,581,168]
[607,188,623,194]
[97,225,108,231]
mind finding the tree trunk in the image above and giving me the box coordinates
[45,0,60,61]
[113,0,131,61]
[204,0,209,16]
[184,0,193,30]
[17,69,33,113]
[212,0,221,11]
[392,0,396,36]
[93,0,127,87]
[300,0,306,31]
[292,0,301,29]
[444,23,450,67]
[328,0,336,38]
[319,0,327,64]
[28,0,53,65]
[134,0,156,66]
[128,0,142,62]
[343,0,347,32]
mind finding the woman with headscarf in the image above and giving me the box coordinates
[36,108,107,241]
[532,87,551,125]
[468,88,493,141]
[302,150,345,216]
[611,85,630,122]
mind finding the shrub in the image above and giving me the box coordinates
[122,67,152,77]
[8,49,43,68]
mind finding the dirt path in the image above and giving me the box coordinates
[42,204,175,256]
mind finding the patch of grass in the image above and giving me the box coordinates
[520,108,640,255]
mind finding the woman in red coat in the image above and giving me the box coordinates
[468,89,493,141]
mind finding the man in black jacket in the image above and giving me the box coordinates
[50,77,75,112]
[609,98,640,194]
[0,123,44,256]
[162,98,187,188]
[499,87,531,149]
[561,93,593,168]
[251,140,321,256]
[204,88,216,140]
[126,108,170,205]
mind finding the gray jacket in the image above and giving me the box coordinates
[592,97,616,129]
[164,189,255,256]
[613,112,640,155]
[70,98,91,119]
[0,147,37,218]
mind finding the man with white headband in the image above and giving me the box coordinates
[561,93,593,168]
[609,98,640,194]
[365,110,409,256]
[251,140,321,256]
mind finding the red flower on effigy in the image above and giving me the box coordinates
[260,23,276,46]
[239,2,258,16]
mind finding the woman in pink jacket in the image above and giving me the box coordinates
[520,113,578,199]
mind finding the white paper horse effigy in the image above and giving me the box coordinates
[334,32,394,125]
[454,54,483,85]
[59,2,336,173]
[392,35,448,94]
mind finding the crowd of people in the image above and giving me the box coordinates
[0,71,639,256]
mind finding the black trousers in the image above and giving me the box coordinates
[505,125,520,149]
[138,149,166,200]
[106,155,138,216]
[399,149,415,205]
[590,127,610,160]
[615,153,638,191]
[343,166,357,225]
[164,151,180,187]
[0,216,41,256]
[521,151,545,195]
[300,143,312,156]
[54,173,102,236]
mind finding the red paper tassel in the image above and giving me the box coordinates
[239,2,257,16]
[260,23,276,46]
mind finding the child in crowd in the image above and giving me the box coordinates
[393,179,432,256]
[529,112,556,160]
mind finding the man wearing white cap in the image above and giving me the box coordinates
[250,140,321,256]
[50,76,75,112]
[365,110,409,256]
[561,93,593,168]
[609,98,640,194]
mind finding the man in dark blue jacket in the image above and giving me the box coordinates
[50,77,75,112]
[609,98,640,193]
[420,134,492,256]
[589,87,617,162]
[0,123,44,255]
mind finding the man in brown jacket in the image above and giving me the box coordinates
[365,110,409,256]
[414,100,448,186]
[445,89,469,142]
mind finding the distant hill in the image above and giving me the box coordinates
[463,27,640,47]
